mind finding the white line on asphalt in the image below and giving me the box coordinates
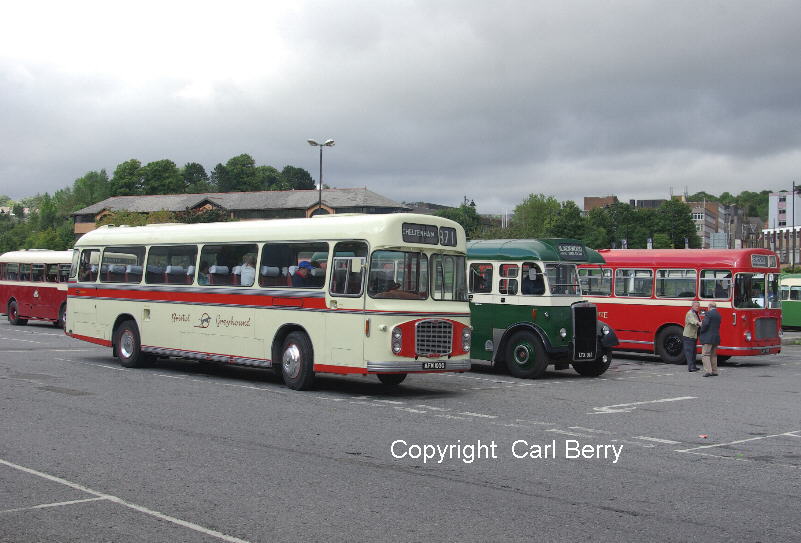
[589,396,697,414]
[675,430,801,452]
[546,429,596,438]
[0,337,42,344]
[0,458,252,543]
[633,436,682,444]
[515,419,551,425]
[568,426,613,434]
[0,497,107,514]
[3,349,97,353]
[677,449,801,469]
[374,399,405,405]
[394,406,427,414]
[415,405,451,411]
[457,411,498,419]
[434,413,470,420]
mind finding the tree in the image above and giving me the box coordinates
[435,204,481,238]
[182,162,210,193]
[141,159,183,195]
[279,165,315,190]
[511,194,560,238]
[656,199,700,248]
[73,170,110,208]
[548,200,586,239]
[110,159,143,195]
[256,165,281,190]
[0,195,12,207]
[209,163,229,192]
[224,154,259,191]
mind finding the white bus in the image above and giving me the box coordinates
[66,214,471,390]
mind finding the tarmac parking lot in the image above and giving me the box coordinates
[1,320,800,542]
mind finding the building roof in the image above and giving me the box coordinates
[72,188,409,216]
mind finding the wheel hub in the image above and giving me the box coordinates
[120,331,135,359]
[514,344,531,365]
[283,343,301,379]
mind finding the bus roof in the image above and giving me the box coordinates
[73,213,466,252]
[595,248,778,269]
[466,239,605,263]
[0,249,74,265]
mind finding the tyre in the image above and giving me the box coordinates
[655,325,684,364]
[377,373,407,386]
[54,304,66,329]
[7,300,28,326]
[573,348,612,377]
[717,355,732,363]
[113,320,150,368]
[504,330,549,379]
[280,331,315,390]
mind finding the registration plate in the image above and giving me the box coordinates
[761,347,770,354]
[423,361,446,370]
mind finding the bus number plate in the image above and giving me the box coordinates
[761,347,770,354]
[423,361,446,370]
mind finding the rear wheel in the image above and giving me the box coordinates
[114,320,151,368]
[281,332,315,390]
[717,355,732,363]
[8,300,28,326]
[573,348,612,377]
[54,304,66,329]
[377,373,407,386]
[504,331,549,379]
[655,325,684,364]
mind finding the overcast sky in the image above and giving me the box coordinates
[1,1,800,213]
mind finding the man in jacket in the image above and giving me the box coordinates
[682,301,701,372]
[699,302,721,377]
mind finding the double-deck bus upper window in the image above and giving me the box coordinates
[614,269,652,297]
[259,242,328,289]
[431,254,466,301]
[498,264,518,295]
[700,270,731,299]
[329,241,367,297]
[368,250,428,299]
[469,263,493,294]
[578,267,611,296]
[656,269,696,298]
[545,263,580,296]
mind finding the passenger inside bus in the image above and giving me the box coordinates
[521,263,545,295]
[240,255,256,286]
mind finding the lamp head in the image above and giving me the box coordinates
[307,139,319,146]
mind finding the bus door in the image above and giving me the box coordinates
[71,249,100,338]
[325,241,367,368]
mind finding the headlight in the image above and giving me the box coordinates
[391,327,403,354]
[462,327,472,352]
[602,324,610,335]
[559,328,567,338]
[744,331,752,342]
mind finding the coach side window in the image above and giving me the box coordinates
[578,267,611,296]
[260,242,329,288]
[469,263,493,294]
[656,269,696,298]
[5,263,19,281]
[147,245,199,285]
[614,269,653,297]
[101,247,146,284]
[78,250,100,282]
[521,262,546,295]
[31,264,46,282]
[329,241,367,296]
[197,244,257,286]
[699,270,731,299]
[498,264,518,295]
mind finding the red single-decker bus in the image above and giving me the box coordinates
[578,249,781,364]
[0,249,73,328]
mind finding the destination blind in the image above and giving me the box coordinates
[402,223,458,247]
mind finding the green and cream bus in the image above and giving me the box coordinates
[66,214,472,390]
[467,239,616,378]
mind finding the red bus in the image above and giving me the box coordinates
[578,249,781,364]
[0,250,73,328]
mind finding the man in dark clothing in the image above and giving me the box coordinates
[699,302,721,377]
[292,261,313,287]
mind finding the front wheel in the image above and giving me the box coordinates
[573,349,612,377]
[504,330,549,379]
[114,320,151,368]
[655,325,684,364]
[280,332,315,390]
[377,373,407,386]
[8,300,28,326]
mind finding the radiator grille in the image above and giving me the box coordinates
[572,303,598,361]
[754,317,778,340]
[415,319,453,355]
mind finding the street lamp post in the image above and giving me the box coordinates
[307,139,335,214]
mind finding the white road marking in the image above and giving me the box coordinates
[569,426,613,434]
[415,405,451,411]
[546,429,596,438]
[590,396,697,414]
[374,399,405,405]
[0,458,252,543]
[457,411,498,419]
[0,497,106,514]
[0,337,42,344]
[675,430,801,452]
[393,406,427,414]
[633,436,682,444]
